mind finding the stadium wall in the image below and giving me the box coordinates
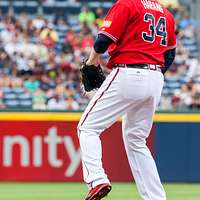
[0,112,200,182]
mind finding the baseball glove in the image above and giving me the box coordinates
[80,60,106,92]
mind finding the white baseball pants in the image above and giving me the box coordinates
[78,67,166,200]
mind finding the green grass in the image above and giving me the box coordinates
[0,183,199,200]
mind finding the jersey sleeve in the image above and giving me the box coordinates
[168,17,177,49]
[98,3,131,43]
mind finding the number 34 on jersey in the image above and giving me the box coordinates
[142,13,167,46]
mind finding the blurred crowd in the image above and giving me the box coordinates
[0,1,199,111]
[159,4,200,110]
[0,5,104,110]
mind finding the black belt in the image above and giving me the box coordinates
[114,64,162,72]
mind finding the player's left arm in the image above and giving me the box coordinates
[86,34,113,65]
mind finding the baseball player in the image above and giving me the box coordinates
[78,0,176,199]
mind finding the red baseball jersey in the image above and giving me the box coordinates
[99,0,176,69]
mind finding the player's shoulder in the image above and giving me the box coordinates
[163,7,175,22]
[115,0,134,8]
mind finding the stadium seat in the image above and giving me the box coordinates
[0,0,9,13]
[3,93,18,100]
[13,1,38,14]
[12,87,25,95]
[4,100,20,108]
[19,100,32,108]
[13,1,25,14]
[25,1,39,14]
[3,87,13,94]
[18,93,32,101]
[162,88,174,96]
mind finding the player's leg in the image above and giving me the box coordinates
[77,68,133,189]
[122,71,166,200]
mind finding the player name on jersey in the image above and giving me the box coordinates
[141,0,164,13]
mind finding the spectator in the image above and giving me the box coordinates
[66,96,79,110]
[40,25,58,48]
[79,6,96,25]
[95,7,105,27]
[32,88,47,110]
[32,16,46,30]
[47,94,66,110]
[174,80,199,109]
[24,76,40,93]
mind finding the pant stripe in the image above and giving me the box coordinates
[80,68,120,127]
[82,160,92,185]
